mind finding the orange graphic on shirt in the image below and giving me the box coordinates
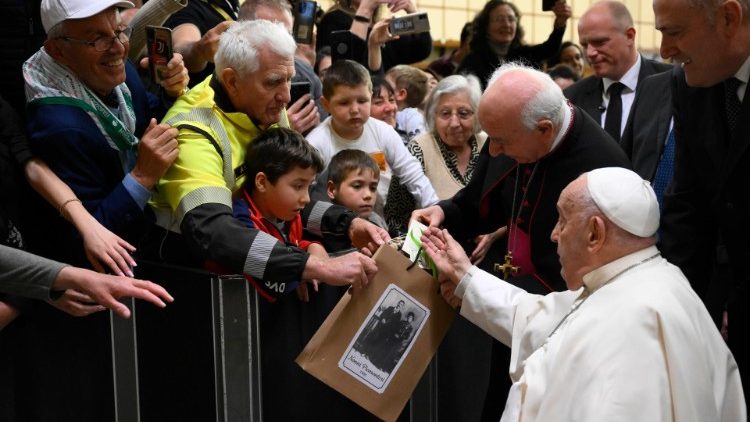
[369,151,387,171]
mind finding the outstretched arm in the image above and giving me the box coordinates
[24,158,138,276]
[421,227,473,286]
[421,227,529,346]
[52,266,173,319]
[0,244,173,320]
[303,250,378,293]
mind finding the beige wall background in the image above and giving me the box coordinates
[316,0,662,55]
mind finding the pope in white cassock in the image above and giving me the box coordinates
[421,167,746,422]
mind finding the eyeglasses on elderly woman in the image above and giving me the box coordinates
[436,108,475,121]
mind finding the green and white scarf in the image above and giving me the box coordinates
[23,48,139,154]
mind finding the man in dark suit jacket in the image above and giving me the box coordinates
[563,1,671,140]
[620,69,674,183]
[412,63,631,422]
[654,0,750,404]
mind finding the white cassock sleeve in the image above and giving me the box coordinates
[456,266,578,361]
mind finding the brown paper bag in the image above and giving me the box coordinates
[296,244,456,422]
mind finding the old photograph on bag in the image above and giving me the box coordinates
[338,284,429,393]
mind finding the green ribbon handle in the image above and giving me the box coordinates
[29,92,138,152]
[407,228,439,278]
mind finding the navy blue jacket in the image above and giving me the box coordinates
[25,61,162,265]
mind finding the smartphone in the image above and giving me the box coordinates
[146,25,173,84]
[289,80,312,105]
[329,30,352,62]
[388,12,430,36]
[542,0,556,11]
[293,0,317,44]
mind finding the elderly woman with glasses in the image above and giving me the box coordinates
[387,74,511,421]
[385,74,486,235]
[457,0,571,87]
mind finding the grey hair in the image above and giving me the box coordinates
[238,0,293,22]
[487,62,565,131]
[425,74,483,134]
[214,19,296,80]
[572,176,601,220]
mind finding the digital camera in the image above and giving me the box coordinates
[388,12,430,36]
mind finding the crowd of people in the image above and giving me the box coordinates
[0,0,748,420]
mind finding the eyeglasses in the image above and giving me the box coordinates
[59,26,132,52]
[437,108,475,121]
[490,15,517,24]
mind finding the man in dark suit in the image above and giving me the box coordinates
[564,0,671,141]
[654,0,750,404]
[413,63,631,422]
[620,68,676,206]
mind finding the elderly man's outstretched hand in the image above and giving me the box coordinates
[421,228,471,308]
[421,227,473,286]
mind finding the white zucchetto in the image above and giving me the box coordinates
[586,167,660,237]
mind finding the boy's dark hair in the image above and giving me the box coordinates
[327,149,380,188]
[322,59,372,99]
[244,127,324,193]
[386,65,428,108]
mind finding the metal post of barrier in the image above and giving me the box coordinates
[211,275,263,422]
[409,359,438,422]
[110,297,141,422]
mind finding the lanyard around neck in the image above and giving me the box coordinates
[209,0,237,21]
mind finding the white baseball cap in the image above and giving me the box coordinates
[586,167,660,237]
[41,0,135,33]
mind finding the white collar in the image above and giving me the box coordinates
[733,55,750,84]
[603,54,642,94]
[581,245,660,293]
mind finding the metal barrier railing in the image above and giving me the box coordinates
[112,260,437,422]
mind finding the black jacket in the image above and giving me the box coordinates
[563,56,673,124]
[457,26,565,87]
[620,69,675,181]
[439,105,631,293]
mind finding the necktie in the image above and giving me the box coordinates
[604,82,625,142]
[724,77,742,135]
[652,128,675,210]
